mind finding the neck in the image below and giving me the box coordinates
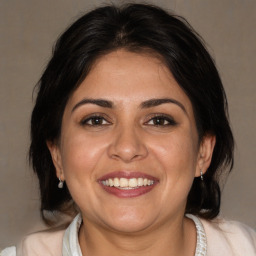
[78,215,196,256]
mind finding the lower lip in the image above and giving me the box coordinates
[100,183,157,198]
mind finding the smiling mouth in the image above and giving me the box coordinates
[101,177,155,189]
[98,172,158,198]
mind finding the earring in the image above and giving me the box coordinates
[200,170,204,181]
[58,177,64,188]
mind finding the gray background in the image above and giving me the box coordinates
[0,0,255,248]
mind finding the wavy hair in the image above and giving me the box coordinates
[29,3,234,224]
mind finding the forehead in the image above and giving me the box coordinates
[66,50,193,113]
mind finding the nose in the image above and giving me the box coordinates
[107,125,148,163]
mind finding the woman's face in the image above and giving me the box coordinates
[49,50,214,233]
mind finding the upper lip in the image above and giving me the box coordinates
[98,171,158,181]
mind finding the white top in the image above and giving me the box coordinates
[1,214,256,256]
[61,214,206,256]
[62,214,83,256]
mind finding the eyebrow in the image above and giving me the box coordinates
[140,98,187,113]
[72,99,113,112]
[72,97,187,114]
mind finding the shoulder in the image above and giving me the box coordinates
[200,217,256,256]
[16,226,66,256]
[1,246,16,256]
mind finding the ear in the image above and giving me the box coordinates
[195,134,216,177]
[46,140,65,181]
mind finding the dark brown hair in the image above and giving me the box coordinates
[30,3,234,224]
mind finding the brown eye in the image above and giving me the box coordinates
[146,115,177,126]
[81,116,110,126]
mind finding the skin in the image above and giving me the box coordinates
[48,50,216,256]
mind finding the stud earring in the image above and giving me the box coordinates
[58,177,64,188]
[200,170,204,181]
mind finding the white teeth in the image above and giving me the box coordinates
[102,177,155,188]
[109,179,114,187]
[147,180,154,185]
[137,178,144,186]
[114,178,120,187]
[129,178,137,188]
[120,178,128,187]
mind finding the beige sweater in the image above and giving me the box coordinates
[2,216,256,256]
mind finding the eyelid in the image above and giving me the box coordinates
[80,113,112,126]
[144,113,178,126]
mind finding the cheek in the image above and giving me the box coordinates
[59,131,110,210]
[153,131,198,169]
[60,131,108,181]
[149,128,198,188]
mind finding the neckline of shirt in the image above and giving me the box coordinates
[62,213,207,256]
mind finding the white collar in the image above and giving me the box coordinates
[62,214,207,256]
[63,214,83,256]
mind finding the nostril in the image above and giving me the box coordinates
[107,132,148,162]
[109,151,145,162]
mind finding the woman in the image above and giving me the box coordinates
[2,3,256,256]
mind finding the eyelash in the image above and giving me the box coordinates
[80,114,177,127]
[80,114,111,126]
[145,114,177,126]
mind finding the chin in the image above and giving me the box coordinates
[107,219,153,234]
[100,207,156,234]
